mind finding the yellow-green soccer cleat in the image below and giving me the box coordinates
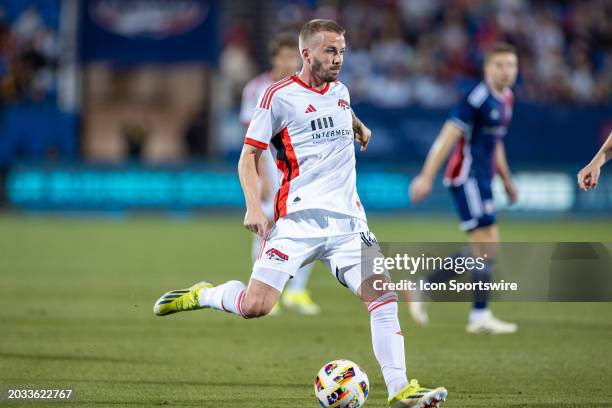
[282,290,321,315]
[153,281,213,316]
[388,379,448,408]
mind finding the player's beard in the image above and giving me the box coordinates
[312,57,340,82]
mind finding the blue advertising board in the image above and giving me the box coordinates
[80,0,220,65]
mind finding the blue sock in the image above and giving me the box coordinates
[427,250,469,284]
[472,260,495,310]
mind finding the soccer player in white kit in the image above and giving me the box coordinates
[240,33,320,315]
[154,19,448,407]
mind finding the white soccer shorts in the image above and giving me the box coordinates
[251,210,382,293]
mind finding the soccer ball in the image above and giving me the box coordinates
[314,359,369,408]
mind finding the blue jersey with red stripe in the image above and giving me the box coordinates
[444,82,514,187]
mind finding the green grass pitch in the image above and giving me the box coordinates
[1,214,611,407]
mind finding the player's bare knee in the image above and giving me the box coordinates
[357,274,394,304]
[240,298,272,318]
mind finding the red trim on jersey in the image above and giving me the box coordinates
[260,77,293,109]
[274,128,300,220]
[444,137,465,181]
[291,74,330,95]
[257,238,266,260]
[259,77,291,109]
[263,79,293,109]
[259,78,287,108]
[244,138,268,149]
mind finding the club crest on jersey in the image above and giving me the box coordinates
[338,99,350,110]
[266,248,289,262]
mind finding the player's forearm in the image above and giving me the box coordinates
[420,122,462,181]
[238,148,264,212]
[351,110,362,129]
[256,154,271,201]
[591,133,612,168]
[495,142,513,183]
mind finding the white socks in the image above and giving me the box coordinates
[198,280,247,317]
[368,292,408,398]
[469,308,491,324]
[199,282,409,398]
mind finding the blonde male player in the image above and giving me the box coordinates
[240,33,320,315]
[155,19,448,407]
[577,132,612,191]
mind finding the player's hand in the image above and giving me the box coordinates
[504,180,518,204]
[409,175,433,203]
[354,122,372,152]
[577,161,601,191]
[244,207,269,238]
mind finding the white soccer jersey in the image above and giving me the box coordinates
[240,72,273,125]
[240,72,279,219]
[244,74,366,222]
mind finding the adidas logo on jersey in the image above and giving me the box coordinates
[305,104,317,113]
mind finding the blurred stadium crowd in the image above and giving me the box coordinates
[0,5,58,105]
[0,0,610,211]
[222,0,612,108]
[0,0,610,168]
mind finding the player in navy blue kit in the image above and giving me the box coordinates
[409,43,519,334]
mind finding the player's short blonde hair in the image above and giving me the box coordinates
[299,19,345,50]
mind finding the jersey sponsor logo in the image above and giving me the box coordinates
[265,248,289,262]
[490,109,500,120]
[305,104,317,113]
[482,125,508,136]
[337,99,350,110]
[310,116,334,131]
[310,115,353,144]
[311,128,353,144]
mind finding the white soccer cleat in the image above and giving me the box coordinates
[409,301,429,326]
[466,311,518,334]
